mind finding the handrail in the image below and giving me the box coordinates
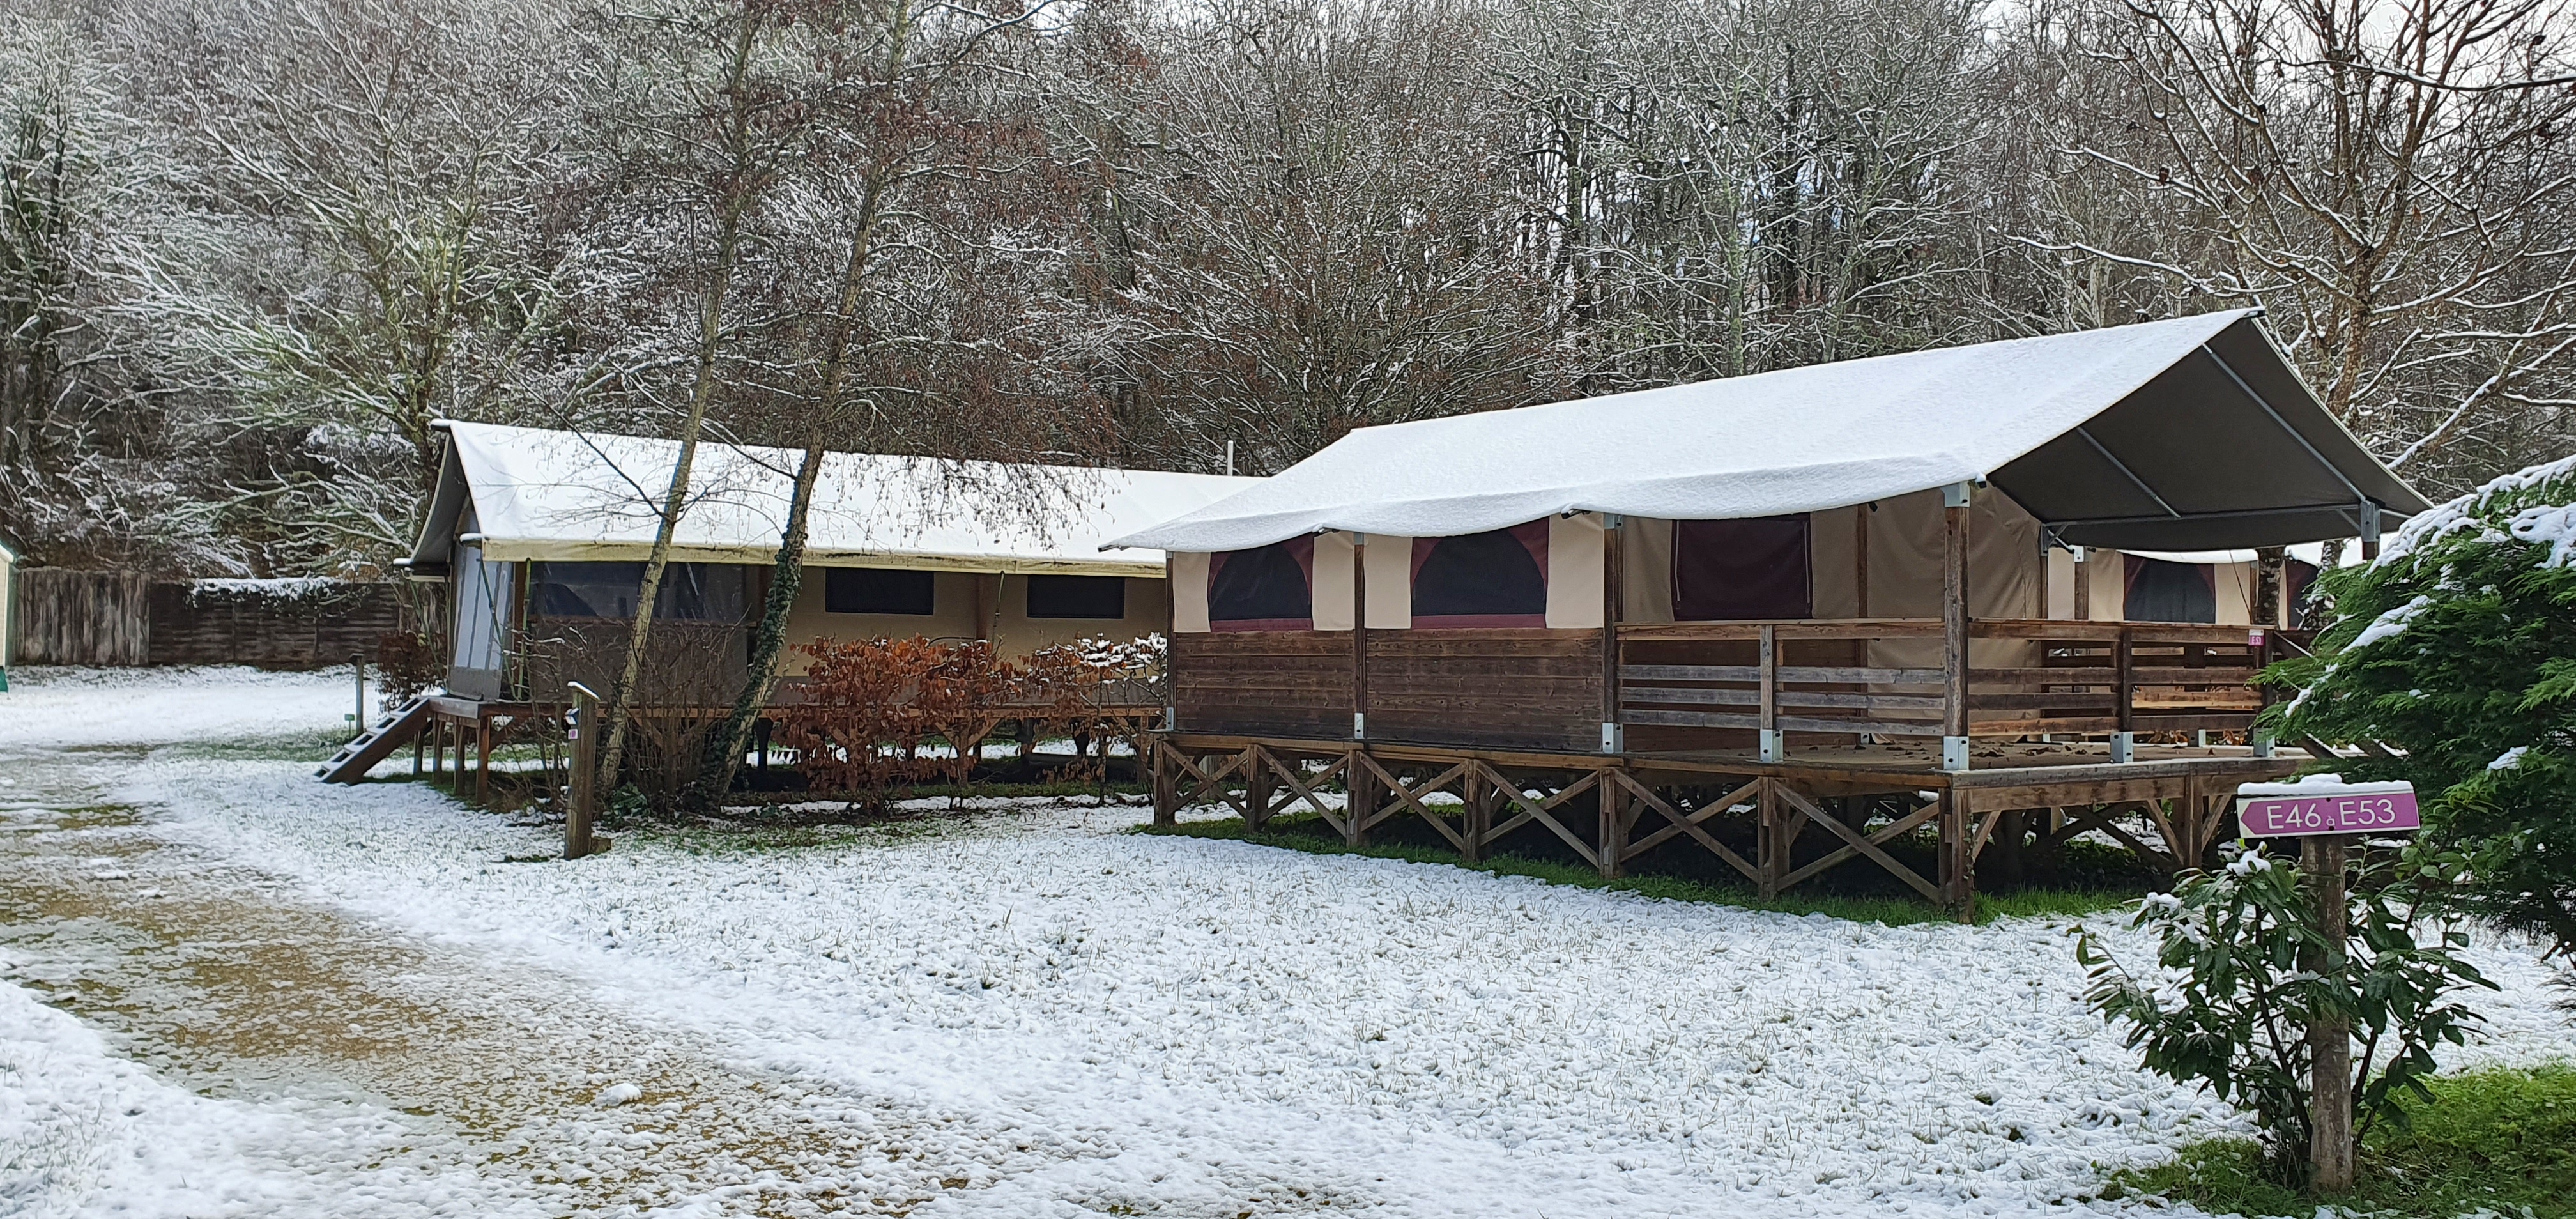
[1618,617,2310,645]
[1615,617,2289,746]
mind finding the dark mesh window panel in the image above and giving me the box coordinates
[1027,574,1126,619]
[1672,517,1811,620]
[1409,524,1548,626]
[1208,539,1314,629]
[2124,556,2217,623]
[533,562,747,622]
[824,567,935,615]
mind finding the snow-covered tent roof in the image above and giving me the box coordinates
[1113,310,2430,554]
[408,422,1257,578]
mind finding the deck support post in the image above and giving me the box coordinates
[1150,739,1177,827]
[1939,788,1975,921]
[1942,482,1971,773]
[1345,747,1375,847]
[1247,750,1276,833]
[475,717,492,807]
[1462,765,1491,862]
[1597,767,1629,880]
[1757,778,1786,898]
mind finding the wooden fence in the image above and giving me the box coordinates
[8,571,404,669]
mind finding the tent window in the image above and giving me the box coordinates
[2124,556,2216,623]
[825,567,934,615]
[1673,517,1811,620]
[1027,575,1126,620]
[1208,538,1315,630]
[532,562,747,622]
[1410,523,1549,627]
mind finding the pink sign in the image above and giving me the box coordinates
[2235,785,2419,838]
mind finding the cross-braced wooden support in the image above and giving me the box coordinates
[1147,732,2267,922]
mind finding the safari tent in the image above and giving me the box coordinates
[403,422,1255,703]
[1119,310,2430,910]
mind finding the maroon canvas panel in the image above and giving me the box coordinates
[2122,555,2218,623]
[1672,516,1811,621]
[1409,521,1549,627]
[1209,535,1317,632]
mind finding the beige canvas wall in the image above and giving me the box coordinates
[1171,551,1211,632]
[780,567,1169,669]
[1545,514,1607,629]
[1618,516,1676,624]
[1363,537,1411,628]
[781,569,981,671]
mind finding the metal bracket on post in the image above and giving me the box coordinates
[1353,712,1367,741]
[2253,730,2275,758]
[1600,721,1623,754]
[1760,729,1785,763]
[1943,480,1974,509]
[1162,704,1176,732]
[1941,735,1970,772]
[2110,731,2137,763]
[2359,500,2382,558]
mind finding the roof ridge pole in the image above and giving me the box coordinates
[2076,427,2183,519]
[2198,342,2376,509]
[1942,481,1973,773]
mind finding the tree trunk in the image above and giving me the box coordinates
[595,13,763,794]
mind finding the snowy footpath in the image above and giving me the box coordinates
[1,668,2571,1218]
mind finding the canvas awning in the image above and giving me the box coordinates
[408,422,1257,578]
[1111,310,2430,553]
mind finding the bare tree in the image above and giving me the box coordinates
[2027,0,2576,491]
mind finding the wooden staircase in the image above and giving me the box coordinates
[316,692,436,784]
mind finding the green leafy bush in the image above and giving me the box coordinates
[2266,454,2576,953]
[2076,845,2494,1186]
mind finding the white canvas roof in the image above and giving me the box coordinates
[409,422,1257,577]
[1114,311,2430,553]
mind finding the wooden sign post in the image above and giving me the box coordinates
[2235,778,2421,1193]
[566,682,600,860]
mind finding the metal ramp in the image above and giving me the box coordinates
[316,691,436,784]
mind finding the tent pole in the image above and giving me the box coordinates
[1351,532,1367,742]
[1942,482,1972,772]
[1601,514,1623,754]
[1855,503,1870,617]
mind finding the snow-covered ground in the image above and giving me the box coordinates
[3,666,2572,1218]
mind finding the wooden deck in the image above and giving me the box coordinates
[1147,730,2303,917]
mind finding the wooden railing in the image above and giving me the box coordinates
[1615,618,2297,744]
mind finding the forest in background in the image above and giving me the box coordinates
[6,0,2576,578]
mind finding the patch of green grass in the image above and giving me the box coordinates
[2106,1064,2576,1218]
[1138,811,2140,926]
[150,728,351,763]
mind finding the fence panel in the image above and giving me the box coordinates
[12,570,153,665]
